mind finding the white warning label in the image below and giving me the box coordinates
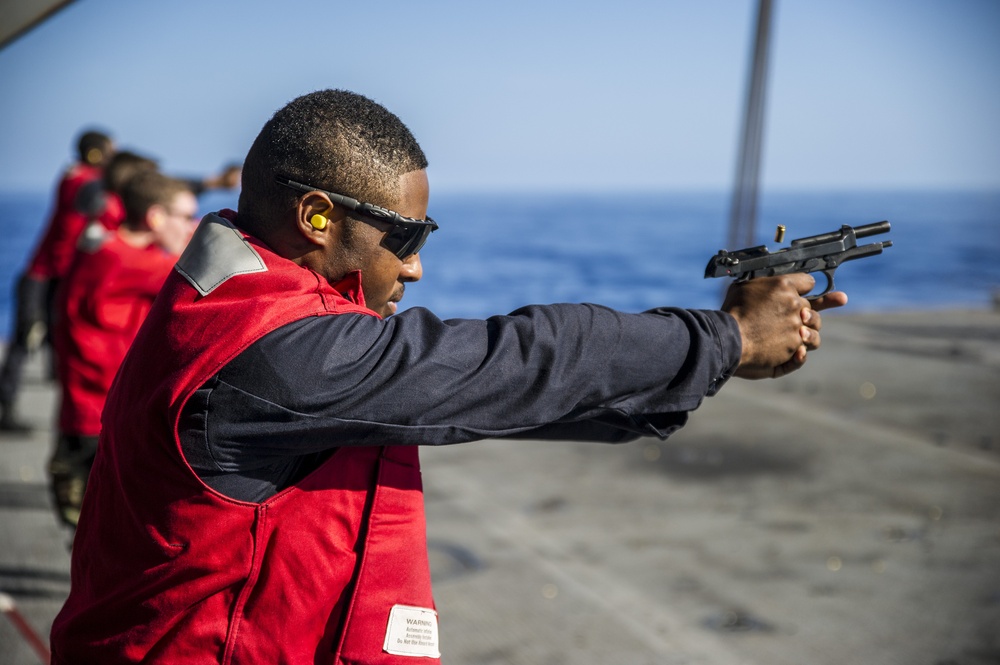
[382,604,441,658]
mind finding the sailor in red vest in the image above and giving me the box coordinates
[51,89,846,663]
[0,130,114,432]
[49,170,197,529]
[1,141,237,433]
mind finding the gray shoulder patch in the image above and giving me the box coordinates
[76,221,110,254]
[174,213,267,296]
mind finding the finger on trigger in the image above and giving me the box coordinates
[793,272,817,295]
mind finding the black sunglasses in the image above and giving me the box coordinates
[275,175,438,259]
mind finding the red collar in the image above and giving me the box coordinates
[219,209,368,310]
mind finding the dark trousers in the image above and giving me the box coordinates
[0,272,57,407]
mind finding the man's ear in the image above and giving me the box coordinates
[146,204,166,231]
[294,192,345,245]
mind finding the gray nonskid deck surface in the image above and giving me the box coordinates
[1,309,998,664]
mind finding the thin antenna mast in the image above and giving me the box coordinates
[727,0,776,250]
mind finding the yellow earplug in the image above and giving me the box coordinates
[310,214,328,230]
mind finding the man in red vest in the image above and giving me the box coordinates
[1,138,237,433]
[49,170,196,528]
[0,130,114,432]
[51,89,846,663]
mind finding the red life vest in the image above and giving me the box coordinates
[27,163,103,280]
[51,212,440,664]
[55,230,177,437]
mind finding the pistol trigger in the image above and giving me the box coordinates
[806,269,836,301]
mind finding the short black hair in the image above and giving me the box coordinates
[76,130,113,165]
[103,151,158,195]
[120,170,192,228]
[238,89,428,238]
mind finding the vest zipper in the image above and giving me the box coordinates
[331,447,385,661]
[222,503,269,665]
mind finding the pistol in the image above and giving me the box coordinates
[704,221,893,299]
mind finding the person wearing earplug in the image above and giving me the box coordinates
[51,90,846,663]
[47,171,197,531]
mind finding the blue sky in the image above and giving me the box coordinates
[0,0,998,194]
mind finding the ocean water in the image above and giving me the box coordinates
[1,188,998,339]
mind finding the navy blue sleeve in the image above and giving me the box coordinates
[179,304,740,500]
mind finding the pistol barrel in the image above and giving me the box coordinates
[855,221,891,238]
